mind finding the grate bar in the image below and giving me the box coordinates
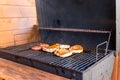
[0,43,112,73]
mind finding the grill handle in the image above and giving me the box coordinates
[96,41,108,60]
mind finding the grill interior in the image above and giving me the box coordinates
[35,0,116,50]
[0,42,113,73]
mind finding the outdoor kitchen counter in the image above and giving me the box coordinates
[0,58,69,80]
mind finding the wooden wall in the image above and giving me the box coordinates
[0,0,37,48]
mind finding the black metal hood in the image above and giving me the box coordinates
[35,0,116,50]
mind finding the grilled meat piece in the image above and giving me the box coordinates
[42,43,60,53]
[31,45,42,51]
[40,43,49,48]
[59,44,70,49]
[54,48,72,57]
[69,45,83,53]
[31,43,49,51]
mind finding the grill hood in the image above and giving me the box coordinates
[35,0,116,50]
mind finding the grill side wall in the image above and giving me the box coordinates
[82,52,115,80]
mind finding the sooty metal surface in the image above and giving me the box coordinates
[0,43,113,74]
[35,0,116,50]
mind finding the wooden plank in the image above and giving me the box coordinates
[0,58,69,80]
[0,0,35,6]
[19,6,37,17]
[0,18,37,32]
[5,0,31,6]
[0,29,30,44]
[117,51,120,80]
[111,55,118,80]
[0,5,22,17]
[0,0,7,4]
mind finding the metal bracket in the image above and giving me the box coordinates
[96,32,111,60]
[96,41,108,60]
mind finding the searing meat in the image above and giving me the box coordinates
[31,43,49,51]
[42,43,60,53]
[54,48,72,57]
[59,44,70,49]
[69,45,83,53]
[31,45,42,51]
[40,43,49,48]
[32,43,83,57]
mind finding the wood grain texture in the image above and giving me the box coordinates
[19,6,36,17]
[0,0,6,4]
[0,58,69,80]
[118,51,120,80]
[0,0,35,6]
[0,0,37,47]
[0,5,22,17]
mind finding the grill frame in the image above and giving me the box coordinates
[0,43,115,79]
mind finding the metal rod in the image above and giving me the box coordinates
[39,27,111,33]
[105,32,111,55]
[96,41,108,61]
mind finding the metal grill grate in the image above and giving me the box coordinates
[0,43,112,72]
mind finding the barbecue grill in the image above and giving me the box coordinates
[0,0,116,80]
[0,43,115,80]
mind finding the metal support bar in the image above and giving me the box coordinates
[105,32,111,55]
[96,41,108,61]
[37,25,112,60]
[38,27,111,34]
[95,31,111,61]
